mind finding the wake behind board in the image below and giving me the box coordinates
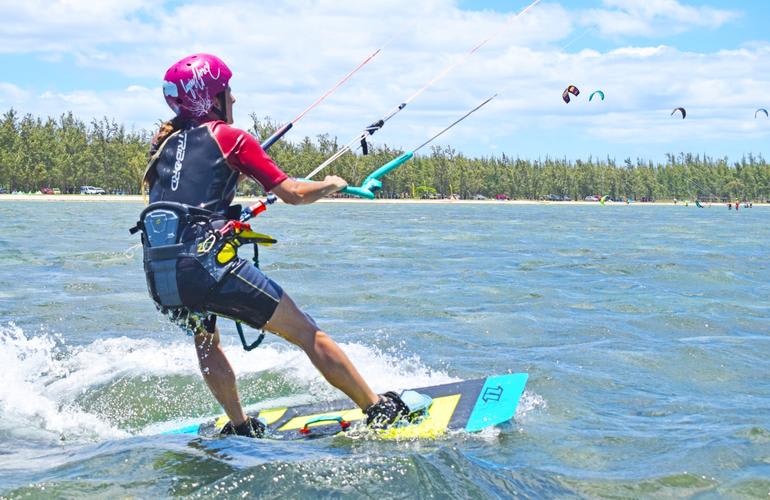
[164,373,528,440]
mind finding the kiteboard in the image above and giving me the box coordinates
[163,373,528,440]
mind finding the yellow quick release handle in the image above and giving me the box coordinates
[216,231,277,265]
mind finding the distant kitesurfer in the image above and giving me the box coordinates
[133,54,407,438]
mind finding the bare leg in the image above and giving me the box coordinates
[265,293,379,410]
[194,328,248,426]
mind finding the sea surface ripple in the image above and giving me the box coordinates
[0,201,768,498]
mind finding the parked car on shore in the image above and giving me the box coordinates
[584,195,600,202]
[80,186,106,195]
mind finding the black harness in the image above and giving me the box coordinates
[130,202,238,311]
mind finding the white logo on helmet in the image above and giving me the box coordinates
[179,61,222,117]
[181,61,221,99]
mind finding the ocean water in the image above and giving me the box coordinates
[0,200,768,499]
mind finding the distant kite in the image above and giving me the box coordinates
[562,85,580,104]
[671,107,687,119]
[756,108,768,119]
[589,90,605,102]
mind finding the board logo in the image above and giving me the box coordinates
[482,385,503,403]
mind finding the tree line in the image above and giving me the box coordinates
[1,108,768,201]
[0,109,148,194]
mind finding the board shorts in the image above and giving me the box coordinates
[167,259,284,336]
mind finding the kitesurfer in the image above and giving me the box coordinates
[134,54,407,438]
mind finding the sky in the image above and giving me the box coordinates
[0,0,768,164]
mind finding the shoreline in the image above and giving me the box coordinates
[0,194,764,207]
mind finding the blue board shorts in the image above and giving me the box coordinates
[168,260,284,336]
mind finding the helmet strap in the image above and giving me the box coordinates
[214,92,228,121]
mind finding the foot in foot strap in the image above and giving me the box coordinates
[364,391,409,429]
[220,416,266,438]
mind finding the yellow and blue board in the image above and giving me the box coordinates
[164,373,528,440]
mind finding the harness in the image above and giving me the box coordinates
[130,202,223,308]
[130,196,277,349]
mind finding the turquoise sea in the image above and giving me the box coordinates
[0,200,768,498]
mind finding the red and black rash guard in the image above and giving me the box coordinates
[149,120,288,214]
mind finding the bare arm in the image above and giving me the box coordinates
[270,176,347,205]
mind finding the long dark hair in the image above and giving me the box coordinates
[149,115,189,158]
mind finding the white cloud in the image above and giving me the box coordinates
[0,0,766,161]
[581,0,740,38]
[0,83,30,106]
[0,0,156,53]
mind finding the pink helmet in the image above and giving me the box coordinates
[162,53,232,119]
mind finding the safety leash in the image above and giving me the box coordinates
[232,194,278,351]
